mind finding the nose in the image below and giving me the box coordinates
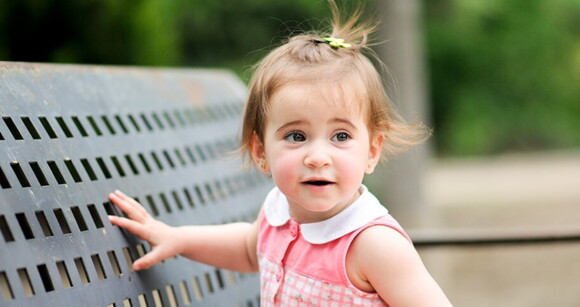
[303,142,332,168]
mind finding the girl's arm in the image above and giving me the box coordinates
[108,190,260,272]
[348,226,452,306]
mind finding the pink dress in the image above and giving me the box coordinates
[257,186,411,306]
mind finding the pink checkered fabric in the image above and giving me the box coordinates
[257,187,411,306]
[260,257,386,306]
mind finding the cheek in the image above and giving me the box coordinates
[268,150,301,185]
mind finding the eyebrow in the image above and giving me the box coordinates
[275,118,357,134]
[330,118,358,131]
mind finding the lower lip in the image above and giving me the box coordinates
[302,183,334,192]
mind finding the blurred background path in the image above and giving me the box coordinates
[420,150,580,306]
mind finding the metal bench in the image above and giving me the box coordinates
[0,62,271,306]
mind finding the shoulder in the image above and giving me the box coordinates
[348,225,452,306]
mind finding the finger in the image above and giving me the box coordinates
[133,247,166,271]
[108,192,148,222]
[108,216,149,240]
[114,190,151,217]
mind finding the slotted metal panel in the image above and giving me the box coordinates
[0,62,270,306]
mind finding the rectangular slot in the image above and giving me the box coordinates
[122,247,135,272]
[86,116,103,136]
[35,211,54,237]
[194,185,206,205]
[204,272,214,294]
[74,257,90,284]
[151,113,165,130]
[183,188,195,208]
[162,111,176,129]
[125,155,139,175]
[0,215,15,242]
[162,150,175,169]
[150,152,164,171]
[71,116,88,137]
[10,162,31,188]
[87,204,104,228]
[151,289,163,307]
[21,117,41,139]
[96,157,112,179]
[80,159,98,181]
[107,251,123,277]
[37,264,55,292]
[3,117,23,140]
[159,193,172,213]
[56,260,73,289]
[173,110,186,127]
[179,280,191,305]
[17,268,35,297]
[137,294,149,307]
[0,271,14,301]
[146,195,160,217]
[47,161,67,184]
[205,183,216,202]
[165,285,177,307]
[184,147,198,165]
[114,115,129,134]
[123,298,133,307]
[111,156,126,177]
[38,117,58,139]
[127,114,141,132]
[215,269,225,289]
[71,206,88,232]
[140,114,153,131]
[173,148,186,166]
[171,191,184,211]
[53,208,72,234]
[101,115,116,135]
[135,243,147,258]
[91,254,107,280]
[15,213,35,240]
[29,162,49,186]
[103,201,118,217]
[191,276,203,300]
[55,116,74,138]
[138,153,152,173]
[195,145,207,161]
[0,166,11,189]
[64,159,83,183]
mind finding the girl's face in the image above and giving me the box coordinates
[250,82,384,223]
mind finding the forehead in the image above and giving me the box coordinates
[268,80,367,119]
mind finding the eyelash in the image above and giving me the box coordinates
[284,131,306,142]
[283,131,351,143]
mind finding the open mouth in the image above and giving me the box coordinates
[304,180,333,186]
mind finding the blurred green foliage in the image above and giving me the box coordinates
[0,0,578,156]
[425,0,580,156]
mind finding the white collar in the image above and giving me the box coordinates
[263,185,389,244]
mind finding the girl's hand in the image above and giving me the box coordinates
[108,190,181,271]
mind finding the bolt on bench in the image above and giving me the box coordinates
[0,62,271,306]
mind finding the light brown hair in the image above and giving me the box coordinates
[239,0,428,164]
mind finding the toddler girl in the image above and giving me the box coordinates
[108,1,451,305]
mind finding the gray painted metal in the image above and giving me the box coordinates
[0,62,271,306]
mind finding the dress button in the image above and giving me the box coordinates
[290,223,298,237]
[276,271,283,282]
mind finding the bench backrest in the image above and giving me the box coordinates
[0,62,270,306]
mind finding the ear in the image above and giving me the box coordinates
[366,134,384,174]
[249,132,270,173]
